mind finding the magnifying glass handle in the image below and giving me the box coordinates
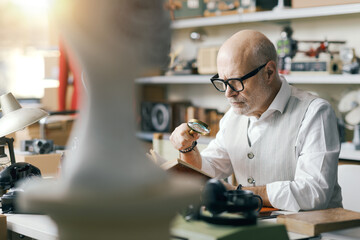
[189,129,195,135]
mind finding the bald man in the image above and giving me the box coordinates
[170,30,342,212]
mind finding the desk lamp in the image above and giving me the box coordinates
[0,92,48,191]
[0,92,48,163]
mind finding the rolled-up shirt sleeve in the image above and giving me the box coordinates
[267,99,341,211]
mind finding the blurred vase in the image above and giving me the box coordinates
[17,1,200,239]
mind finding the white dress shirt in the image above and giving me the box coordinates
[200,76,342,211]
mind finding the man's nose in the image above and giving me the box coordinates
[225,85,237,98]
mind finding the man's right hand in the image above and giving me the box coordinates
[169,123,200,151]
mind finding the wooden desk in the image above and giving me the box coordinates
[7,214,302,240]
[4,212,360,240]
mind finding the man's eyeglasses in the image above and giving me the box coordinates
[210,62,268,92]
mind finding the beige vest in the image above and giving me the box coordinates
[224,87,317,186]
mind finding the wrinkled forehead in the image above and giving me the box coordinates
[217,43,256,77]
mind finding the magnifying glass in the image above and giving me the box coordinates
[187,119,210,136]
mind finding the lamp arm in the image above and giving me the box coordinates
[5,137,15,165]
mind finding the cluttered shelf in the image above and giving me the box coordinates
[135,74,360,85]
[171,3,360,29]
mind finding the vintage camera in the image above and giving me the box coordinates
[21,139,54,154]
[141,102,172,132]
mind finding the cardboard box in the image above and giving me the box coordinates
[44,55,59,80]
[141,85,166,102]
[14,118,74,149]
[204,0,240,17]
[166,0,206,19]
[15,153,62,178]
[41,87,58,112]
[41,85,74,112]
[292,0,360,8]
[197,46,220,74]
[0,214,6,240]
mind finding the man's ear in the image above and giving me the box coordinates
[264,60,277,83]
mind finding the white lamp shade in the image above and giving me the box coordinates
[0,93,48,137]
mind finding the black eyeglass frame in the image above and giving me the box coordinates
[210,62,268,92]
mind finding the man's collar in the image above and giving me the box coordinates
[268,75,291,114]
[256,75,291,121]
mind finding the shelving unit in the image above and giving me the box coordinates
[136,4,360,162]
[136,3,360,85]
[136,74,360,85]
[171,3,360,29]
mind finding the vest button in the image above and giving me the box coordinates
[247,177,255,184]
[247,152,254,159]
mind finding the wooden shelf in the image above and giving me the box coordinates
[171,4,360,29]
[135,74,360,85]
[135,75,212,84]
[286,74,360,84]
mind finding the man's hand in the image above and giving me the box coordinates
[242,185,272,207]
[219,181,272,207]
[170,123,202,169]
[170,123,200,151]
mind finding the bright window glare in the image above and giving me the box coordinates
[8,49,45,98]
[11,0,53,12]
[0,0,58,99]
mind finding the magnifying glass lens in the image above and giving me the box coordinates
[188,119,210,135]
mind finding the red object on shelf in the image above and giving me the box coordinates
[304,42,328,57]
[58,38,82,111]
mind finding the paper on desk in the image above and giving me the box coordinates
[146,149,168,165]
